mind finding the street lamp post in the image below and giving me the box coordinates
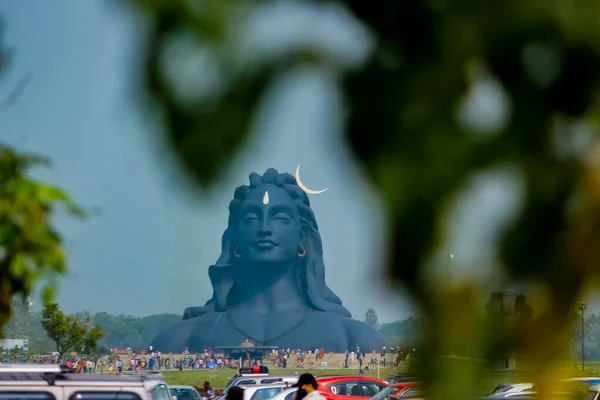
[577,303,588,372]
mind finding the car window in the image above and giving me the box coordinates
[370,386,396,400]
[284,391,296,400]
[152,384,173,400]
[261,379,282,384]
[360,382,386,397]
[0,392,56,400]
[239,380,258,386]
[329,381,361,397]
[69,392,142,400]
[170,388,202,400]
[250,387,284,400]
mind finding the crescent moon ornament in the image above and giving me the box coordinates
[295,164,327,195]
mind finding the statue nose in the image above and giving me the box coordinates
[259,217,271,234]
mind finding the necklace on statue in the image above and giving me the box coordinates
[226,308,313,345]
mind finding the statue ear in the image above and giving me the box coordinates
[216,228,239,265]
[300,225,308,247]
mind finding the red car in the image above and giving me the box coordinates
[315,376,388,400]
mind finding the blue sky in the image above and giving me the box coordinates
[0,1,412,322]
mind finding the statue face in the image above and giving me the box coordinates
[236,184,303,267]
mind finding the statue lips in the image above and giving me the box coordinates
[254,239,278,250]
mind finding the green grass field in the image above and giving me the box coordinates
[160,361,600,394]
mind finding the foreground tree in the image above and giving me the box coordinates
[131,1,600,397]
[0,21,83,334]
[41,303,103,360]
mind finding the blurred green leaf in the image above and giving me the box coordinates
[0,144,84,336]
[131,0,600,397]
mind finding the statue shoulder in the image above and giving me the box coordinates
[342,318,386,348]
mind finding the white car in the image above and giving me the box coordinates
[0,363,172,400]
[490,383,536,396]
[239,383,292,400]
[219,376,299,400]
[266,387,297,400]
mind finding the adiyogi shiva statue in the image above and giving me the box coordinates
[151,167,386,352]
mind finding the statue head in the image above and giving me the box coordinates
[226,169,313,269]
[204,168,351,318]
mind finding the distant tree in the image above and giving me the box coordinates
[364,308,378,326]
[379,317,425,347]
[41,303,103,360]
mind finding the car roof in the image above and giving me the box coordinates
[391,382,420,387]
[240,383,290,389]
[564,378,600,383]
[239,384,291,393]
[0,372,165,384]
[171,385,197,390]
[270,376,300,379]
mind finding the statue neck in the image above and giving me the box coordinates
[231,260,309,314]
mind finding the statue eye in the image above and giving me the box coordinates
[243,213,259,221]
[273,213,291,221]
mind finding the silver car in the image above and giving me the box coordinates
[220,376,299,400]
[239,384,292,400]
[268,387,298,400]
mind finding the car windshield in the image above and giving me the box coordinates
[224,379,237,393]
[170,388,201,400]
[371,386,396,400]
[152,384,173,400]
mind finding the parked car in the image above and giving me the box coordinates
[484,391,576,400]
[239,383,292,400]
[316,375,388,400]
[219,376,299,400]
[383,374,420,385]
[583,384,600,400]
[170,385,202,400]
[388,387,426,399]
[370,382,421,400]
[559,377,600,397]
[486,391,537,399]
[0,363,171,400]
[490,383,536,396]
[268,387,298,400]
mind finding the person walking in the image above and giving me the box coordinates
[292,374,326,400]
[204,381,216,400]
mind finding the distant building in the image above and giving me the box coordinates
[0,339,29,354]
